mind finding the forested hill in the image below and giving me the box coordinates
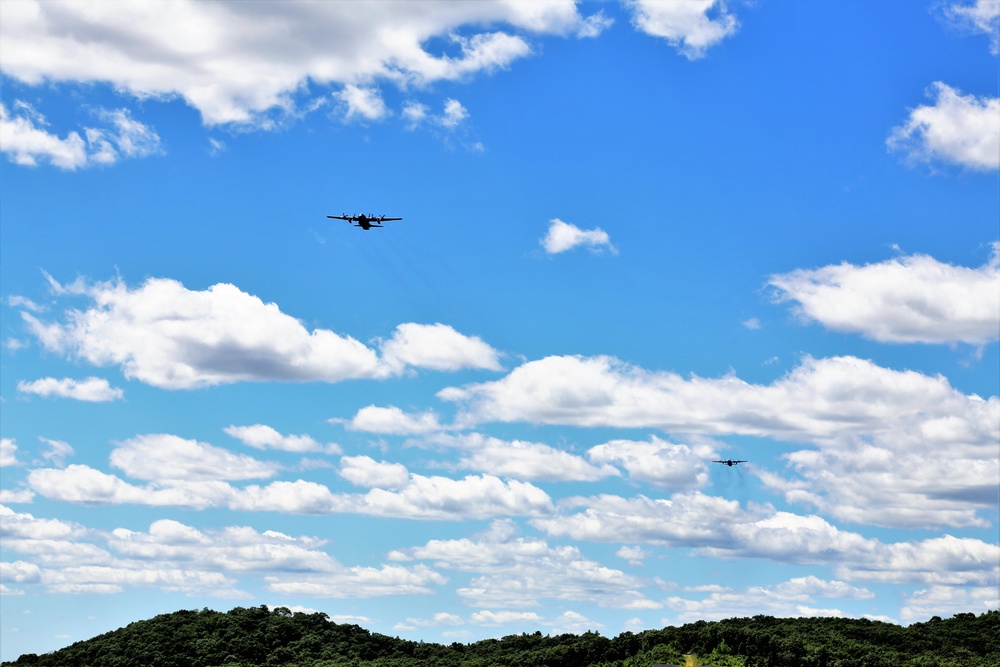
[4,606,998,667]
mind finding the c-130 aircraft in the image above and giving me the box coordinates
[327,213,402,230]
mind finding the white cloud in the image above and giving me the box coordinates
[534,496,999,587]
[27,463,554,521]
[0,101,86,168]
[39,438,74,467]
[17,376,123,402]
[85,108,164,162]
[345,405,444,435]
[541,218,616,254]
[0,102,161,170]
[442,354,998,528]
[21,276,500,389]
[533,491,748,548]
[425,432,619,482]
[110,434,278,482]
[945,0,1000,54]
[440,99,469,129]
[665,576,871,623]
[888,82,1000,170]
[22,276,381,388]
[0,1,606,127]
[900,585,1000,622]
[265,564,446,598]
[224,424,337,454]
[379,322,502,373]
[838,535,1000,587]
[0,438,21,467]
[335,84,389,122]
[471,610,542,626]
[587,436,715,489]
[625,0,739,59]
[616,545,650,565]
[769,245,1000,345]
[339,456,410,490]
[396,520,658,610]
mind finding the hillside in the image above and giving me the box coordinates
[4,606,997,667]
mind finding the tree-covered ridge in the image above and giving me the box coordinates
[4,606,998,667]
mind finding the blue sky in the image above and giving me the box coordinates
[1,0,998,660]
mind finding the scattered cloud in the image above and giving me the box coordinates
[900,585,1000,622]
[769,244,1000,345]
[541,218,617,254]
[39,438,74,467]
[224,424,338,454]
[625,0,739,59]
[379,323,502,373]
[423,432,620,482]
[394,520,659,610]
[587,436,716,490]
[442,354,999,528]
[17,377,123,402]
[26,462,555,521]
[339,456,410,490]
[888,82,1000,170]
[344,405,444,435]
[0,101,86,169]
[0,102,161,170]
[335,84,389,123]
[109,434,279,482]
[943,0,1000,54]
[20,276,502,389]
[0,438,21,468]
[665,576,872,622]
[0,1,607,128]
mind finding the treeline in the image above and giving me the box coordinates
[4,606,998,667]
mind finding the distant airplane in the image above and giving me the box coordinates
[327,213,402,230]
[713,459,747,467]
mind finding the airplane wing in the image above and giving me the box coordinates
[327,215,353,221]
[378,217,402,221]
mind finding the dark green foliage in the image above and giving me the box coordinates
[4,607,997,667]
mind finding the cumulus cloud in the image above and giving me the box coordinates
[2,505,441,598]
[534,495,999,587]
[109,434,278,482]
[888,82,1000,170]
[345,405,444,435]
[0,1,607,127]
[39,438,74,467]
[423,432,620,482]
[265,564,447,598]
[944,0,1000,54]
[0,101,86,169]
[394,520,658,609]
[0,438,21,468]
[339,456,411,490]
[541,218,616,254]
[20,276,501,389]
[900,585,1000,621]
[380,323,502,373]
[625,0,739,59]
[17,376,123,402]
[665,576,872,622]
[0,102,161,170]
[27,461,554,521]
[769,245,1000,345]
[441,353,998,528]
[587,436,716,489]
[224,424,337,454]
[335,84,389,122]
